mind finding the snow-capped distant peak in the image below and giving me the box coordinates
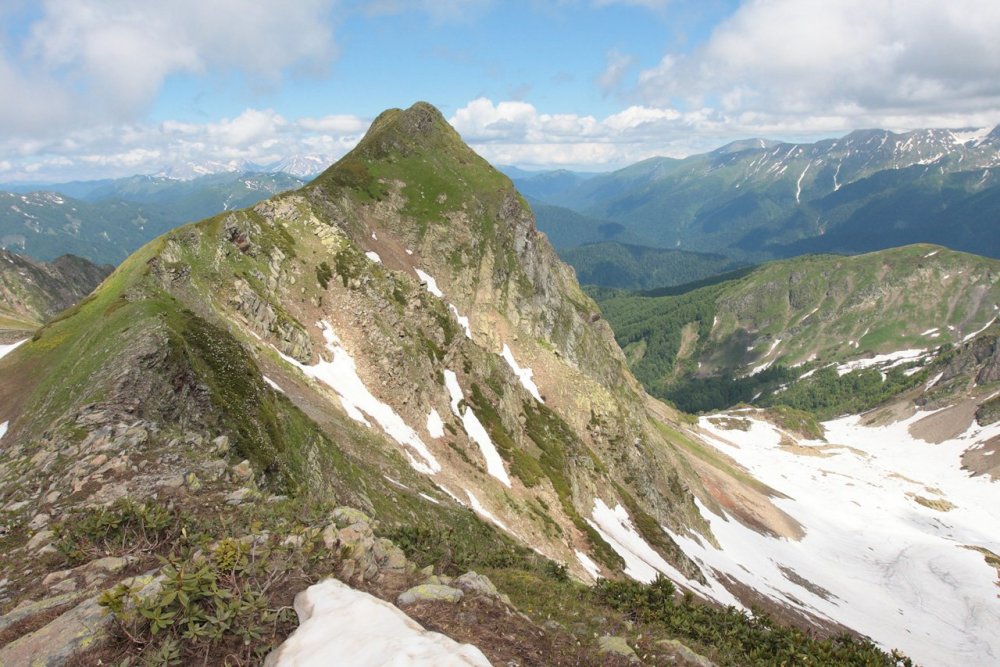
[949,127,992,147]
[155,159,256,180]
[270,155,332,178]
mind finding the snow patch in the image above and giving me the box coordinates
[835,348,926,376]
[0,338,27,360]
[436,484,465,506]
[575,550,601,579]
[418,492,441,505]
[465,489,510,532]
[365,251,382,264]
[414,269,443,297]
[693,411,1000,666]
[267,578,491,667]
[0,421,7,441]
[920,328,939,336]
[277,321,440,475]
[262,375,285,393]
[586,499,735,602]
[449,304,472,339]
[500,344,543,402]
[950,128,991,146]
[925,371,944,390]
[426,409,445,439]
[442,370,511,487]
[413,269,472,338]
[383,475,409,490]
[963,316,997,342]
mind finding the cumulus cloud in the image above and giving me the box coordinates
[0,109,371,182]
[3,0,338,136]
[362,0,492,22]
[449,97,721,168]
[636,0,1000,132]
[597,49,635,96]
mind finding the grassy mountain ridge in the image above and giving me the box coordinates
[1,101,726,592]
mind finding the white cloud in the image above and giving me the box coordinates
[2,0,338,136]
[0,109,371,182]
[362,0,491,22]
[636,0,1000,132]
[597,49,635,95]
[449,97,720,168]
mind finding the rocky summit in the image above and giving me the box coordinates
[0,103,996,666]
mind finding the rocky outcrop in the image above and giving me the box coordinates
[230,278,312,362]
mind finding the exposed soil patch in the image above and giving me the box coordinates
[961,434,1000,480]
[909,399,977,443]
[687,455,804,541]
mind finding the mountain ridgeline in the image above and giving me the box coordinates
[0,172,306,264]
[527,126,1000,265]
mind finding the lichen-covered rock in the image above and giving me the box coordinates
[397,584,464,606]
[656,639,718,666]
[332,506,371,528]
[598,635,639,663]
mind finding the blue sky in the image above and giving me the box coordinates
[1,0,998,182]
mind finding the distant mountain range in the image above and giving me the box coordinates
[516,125,1000,265]
[0,171,307,264]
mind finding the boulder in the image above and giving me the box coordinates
[397,584,464,606]
[598,635,639,663]
[656,639,719,666]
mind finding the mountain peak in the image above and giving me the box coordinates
[354,101,460,158]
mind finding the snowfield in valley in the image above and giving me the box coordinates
[675,410,1000,666]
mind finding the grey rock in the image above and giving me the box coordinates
[0,591,80,635]
[453,571,500,598]
[656,639,719,666]
[224,488,257,505]
[332,506,371,528]
[26,529,55,552]
[232,460,254,482]
[598,635,639,663]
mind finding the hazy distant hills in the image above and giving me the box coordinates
[524,126,1000,264]
[0,171,306,264]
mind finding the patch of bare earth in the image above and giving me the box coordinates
[961,434,1000,480]
[908,399,977,443]
[686,455,804,541]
